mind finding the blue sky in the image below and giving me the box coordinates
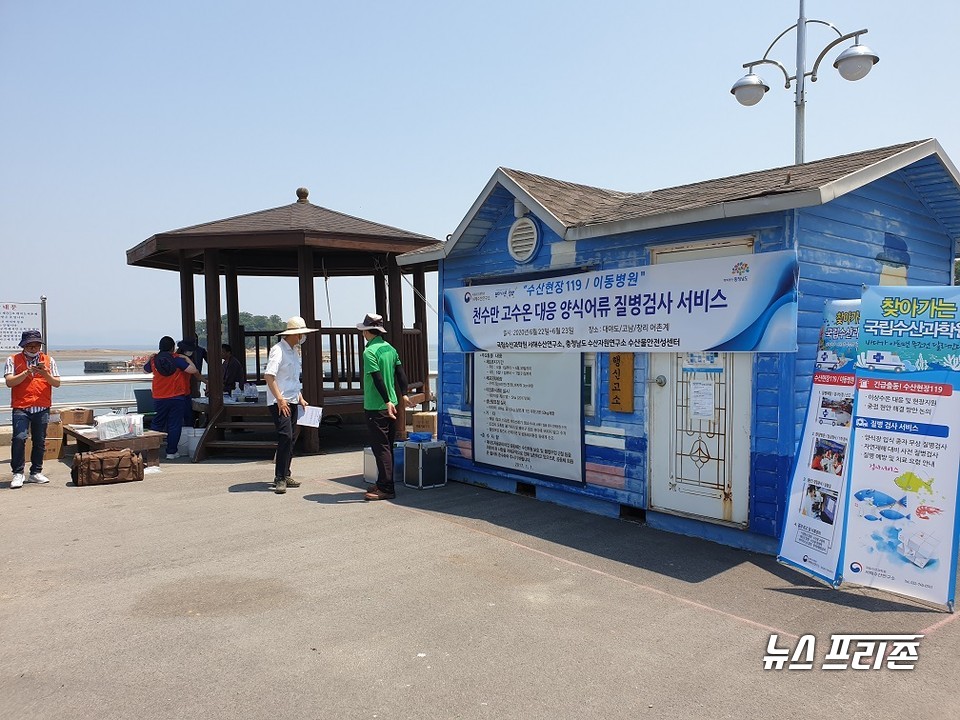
[2,1,958,347]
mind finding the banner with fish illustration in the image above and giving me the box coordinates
[839,286,960,610]
[778,299,861,585]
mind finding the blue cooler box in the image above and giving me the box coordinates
[404,440,447,489]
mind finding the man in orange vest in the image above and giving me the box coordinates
[4,329,61,488]
[144,335,201,460]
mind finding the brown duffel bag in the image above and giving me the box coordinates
[71,448,144,486]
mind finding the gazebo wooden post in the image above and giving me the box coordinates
[387,260,407,437]
[413,267,430,402]
[374,262,387,319]
[298,247,320,453]
[178,250,196,345]
[204,249,224,404]
[387,261,403,340]
[225,256,242,360]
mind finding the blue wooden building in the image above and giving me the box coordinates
[399,139,960,552]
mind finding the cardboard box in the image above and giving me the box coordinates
[24,434,64,461]
[46,420,63,439]
[59,408,95,426]
[411,412,437,438]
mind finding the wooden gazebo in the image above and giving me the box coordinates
[126,188,441,459]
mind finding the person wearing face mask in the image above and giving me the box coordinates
[4,330,61,488]
[263,316,318,494]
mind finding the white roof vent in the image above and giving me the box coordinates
[507,217,539,263]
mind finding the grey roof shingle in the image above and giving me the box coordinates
[500,140,928,229]
[166,193,435,242]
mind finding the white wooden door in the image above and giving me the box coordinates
[648,239,754,525]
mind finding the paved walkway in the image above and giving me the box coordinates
[1,436,958,720]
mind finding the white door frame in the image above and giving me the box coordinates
[647,237,754,526]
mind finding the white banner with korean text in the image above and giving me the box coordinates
[779,299,860,586]
[442,250,798,353]
[0,302,43,354]
[474,352,582,482]
[840,286,960,609]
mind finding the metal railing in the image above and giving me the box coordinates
[1,373,151,414]
[3,368,440,416]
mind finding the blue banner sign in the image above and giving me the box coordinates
[442,250,799,353]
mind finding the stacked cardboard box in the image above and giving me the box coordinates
[24,420,64,460]
[411,411,437,438]
[59,408,95,426]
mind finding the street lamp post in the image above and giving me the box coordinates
[730,0,879,164]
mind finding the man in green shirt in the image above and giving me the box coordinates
[358,312,410,500]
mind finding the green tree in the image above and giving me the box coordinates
[195,313,284,349]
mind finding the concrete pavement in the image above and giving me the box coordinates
[1,433,958,720]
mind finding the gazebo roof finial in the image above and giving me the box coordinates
[296,187,309,203]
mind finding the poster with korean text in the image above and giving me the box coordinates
[474,352,582,482]
[0,302,43,354]
[779,299,860,585]
[840,286,960,609]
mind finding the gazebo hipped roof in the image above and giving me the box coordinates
[127,188,443,276]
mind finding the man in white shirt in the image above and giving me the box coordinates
[264,316,318,494]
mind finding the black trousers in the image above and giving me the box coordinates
[269,404,299,481]
[365,410,396,493]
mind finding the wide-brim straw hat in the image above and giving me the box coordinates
[277,316,319,336]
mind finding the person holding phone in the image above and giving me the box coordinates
[4,330,61,488]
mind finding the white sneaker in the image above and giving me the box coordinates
[166,453,178,460]
[27,473,50,484]
[11,473,25,488]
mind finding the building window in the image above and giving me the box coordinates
[583,353,596,416]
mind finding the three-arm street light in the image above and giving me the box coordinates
[730,0,879,164]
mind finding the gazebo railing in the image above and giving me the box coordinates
[239,325,425,400]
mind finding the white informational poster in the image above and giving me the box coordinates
[443,250,798,353]
[689,380,715,420]
[0,302,43,354]
[779,299,860,585]
[474,352,582,482]
[841,286,960,609]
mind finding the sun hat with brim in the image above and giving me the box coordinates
[19,329,42,348]
[356,313,387,334]
[277,316,319,336]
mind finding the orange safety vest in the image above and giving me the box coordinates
[151,353,192,399]
[11,352,53,409]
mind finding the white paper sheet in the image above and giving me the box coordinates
[296,405,323,427]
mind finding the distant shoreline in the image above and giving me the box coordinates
[44,348,258,362]
[45,349,152,362]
